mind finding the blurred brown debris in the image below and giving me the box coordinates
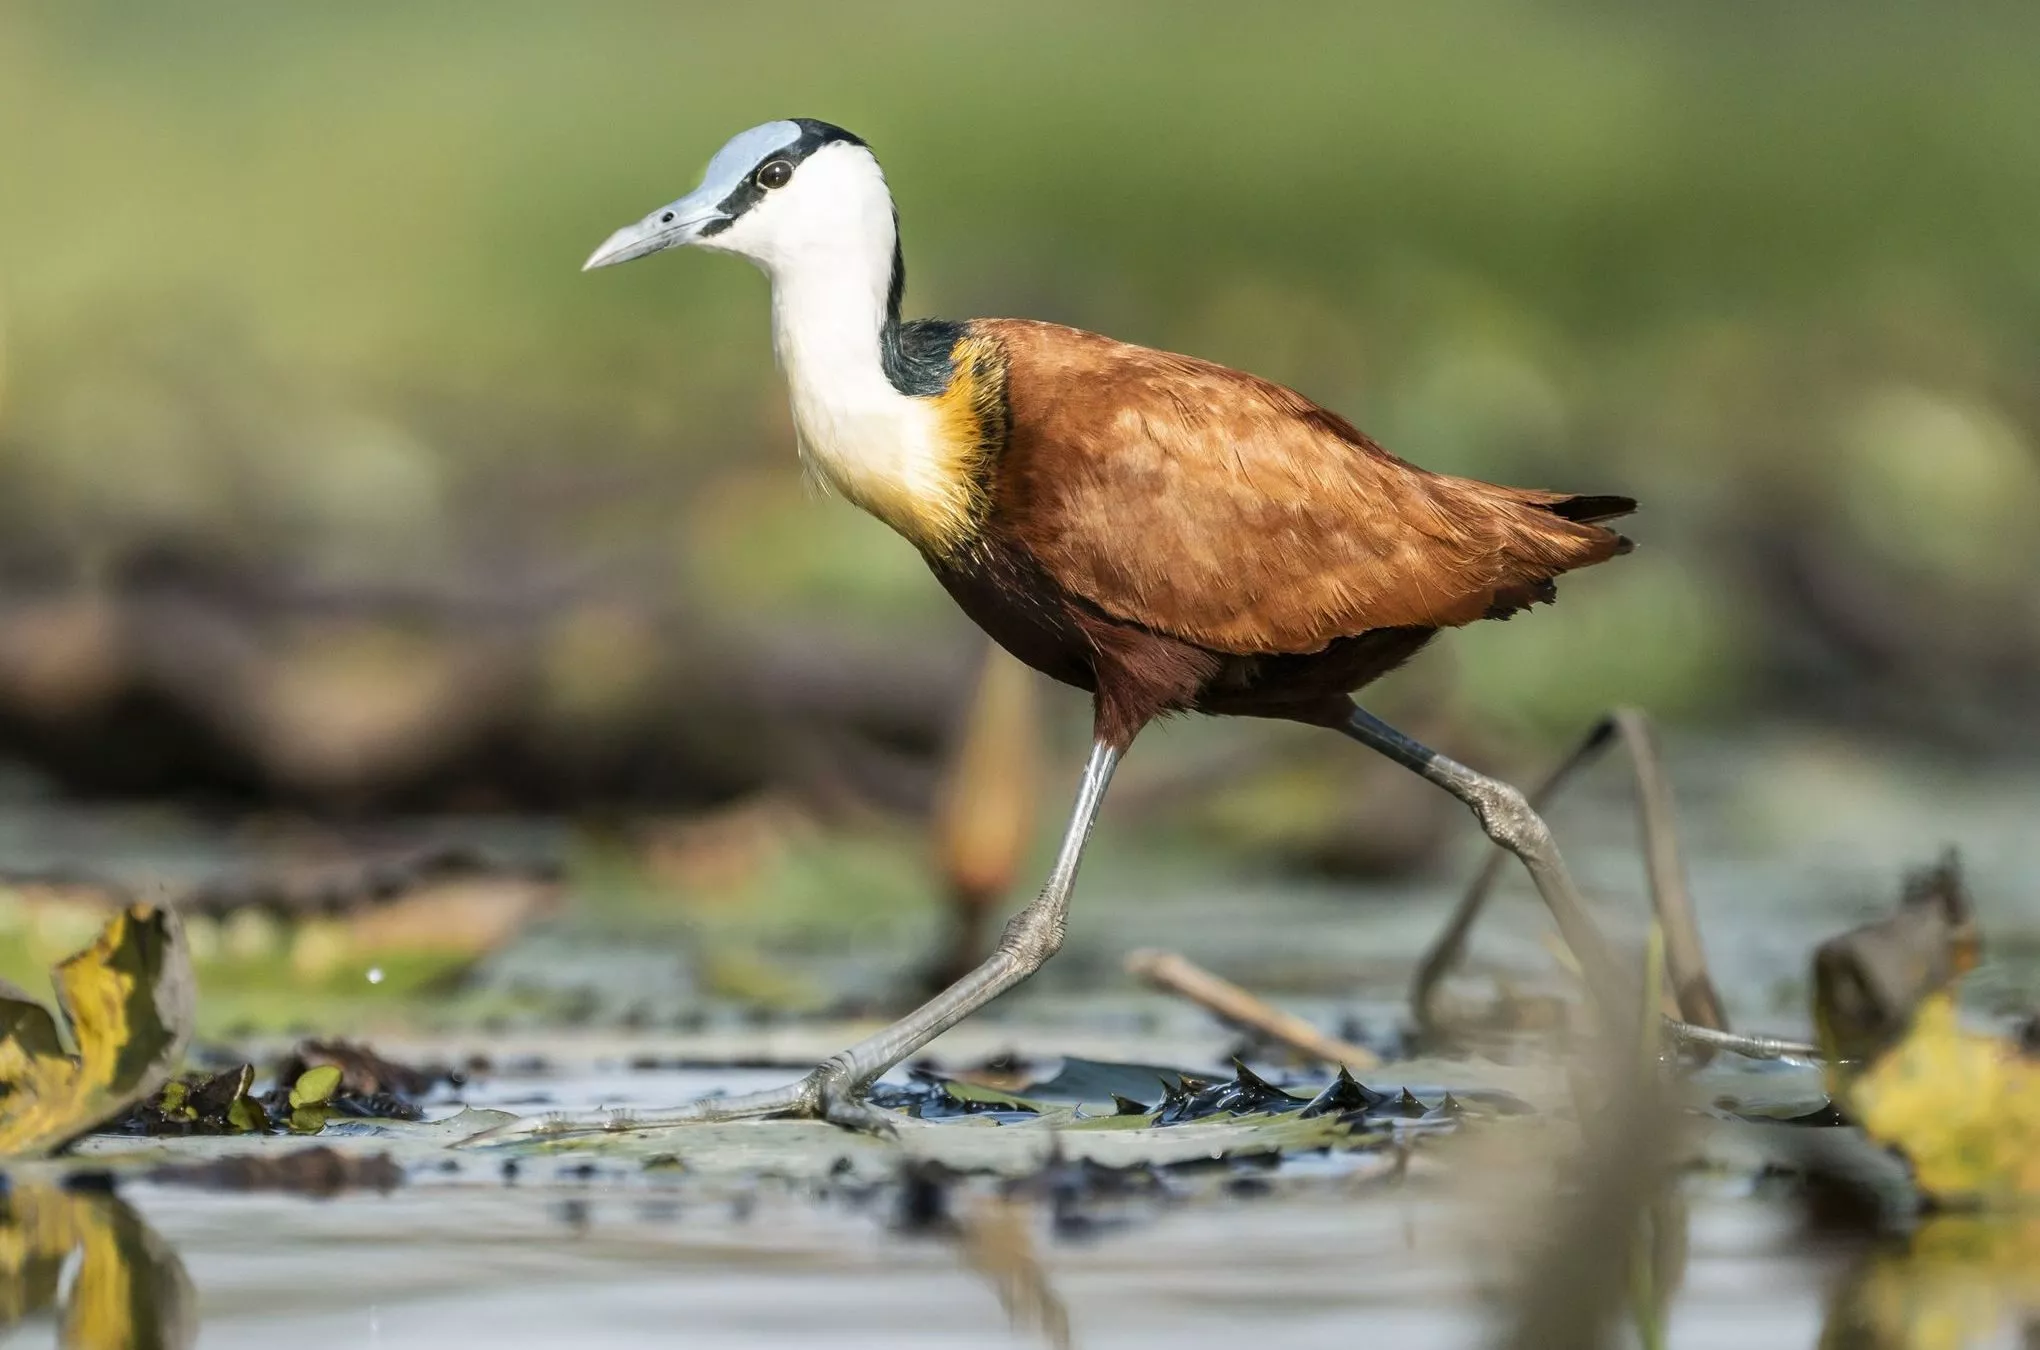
[1813,850,1978,1068]
[0,844,560,994]
[0,547,976,813]
[639,794,821,898]
[922,646,1042,992]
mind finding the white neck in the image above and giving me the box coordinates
[766,228,901,468]
[710,143,957,545]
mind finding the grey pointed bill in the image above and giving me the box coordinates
[581,118,802,271]
[581,196,725,270]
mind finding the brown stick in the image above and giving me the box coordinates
[1410,708,1730,1045]
[1125,948,1380,1069]
[1613,709,1729,1033]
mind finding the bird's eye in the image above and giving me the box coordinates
[757,160,793,190]
[660,211,675,223]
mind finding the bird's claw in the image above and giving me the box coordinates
[816,1073,900,1137]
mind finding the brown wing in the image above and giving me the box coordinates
[976,318,1633,657]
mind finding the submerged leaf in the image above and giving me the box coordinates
[0,907,194,1158]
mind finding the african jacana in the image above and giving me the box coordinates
[564,119,1635,1132]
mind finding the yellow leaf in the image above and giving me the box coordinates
[1838,993,2040,1205]
[0,907,194,1158]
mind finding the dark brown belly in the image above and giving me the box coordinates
[924,544,1435,729]
[925,547,1099,693]
[1193,626,1437,724]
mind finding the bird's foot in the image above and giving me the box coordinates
[453,1060,901,1149]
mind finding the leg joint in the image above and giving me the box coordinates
[1470,779,1551,854]
[998,903,1066,966]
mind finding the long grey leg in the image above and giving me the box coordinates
[462,741,1121,1145]
[1337,704,1635,1017]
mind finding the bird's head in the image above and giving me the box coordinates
[583,119,892,276]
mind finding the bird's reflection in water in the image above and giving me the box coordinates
[0,1182,194,1350]
[954,1196,1072,1350]
[893,1165,1072,1350]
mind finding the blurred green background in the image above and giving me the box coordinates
[1,0,2038,818]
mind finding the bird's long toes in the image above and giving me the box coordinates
[452,1106,641,1149]
[816,1082,903,1138]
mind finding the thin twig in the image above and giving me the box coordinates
[1124,948,1380,1069]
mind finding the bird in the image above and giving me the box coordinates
[554,118,1636,1134]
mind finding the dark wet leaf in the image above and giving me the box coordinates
[867,1075,1043,1122]
[1154,1061,1307,1124]
[1016,1057,1208,1105]
[116,1064,270,1137]
[1299,1066,1390,1118]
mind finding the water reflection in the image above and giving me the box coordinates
[1821,1217,2040,1349]
[954,1196,1073,1350]
[0,1182,195,1350]
[3,1164,2038,1349]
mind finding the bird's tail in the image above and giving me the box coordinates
[1520,490,1637,555]
[1535,492,1637,526]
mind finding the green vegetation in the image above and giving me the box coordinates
[3,1,2037,738]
